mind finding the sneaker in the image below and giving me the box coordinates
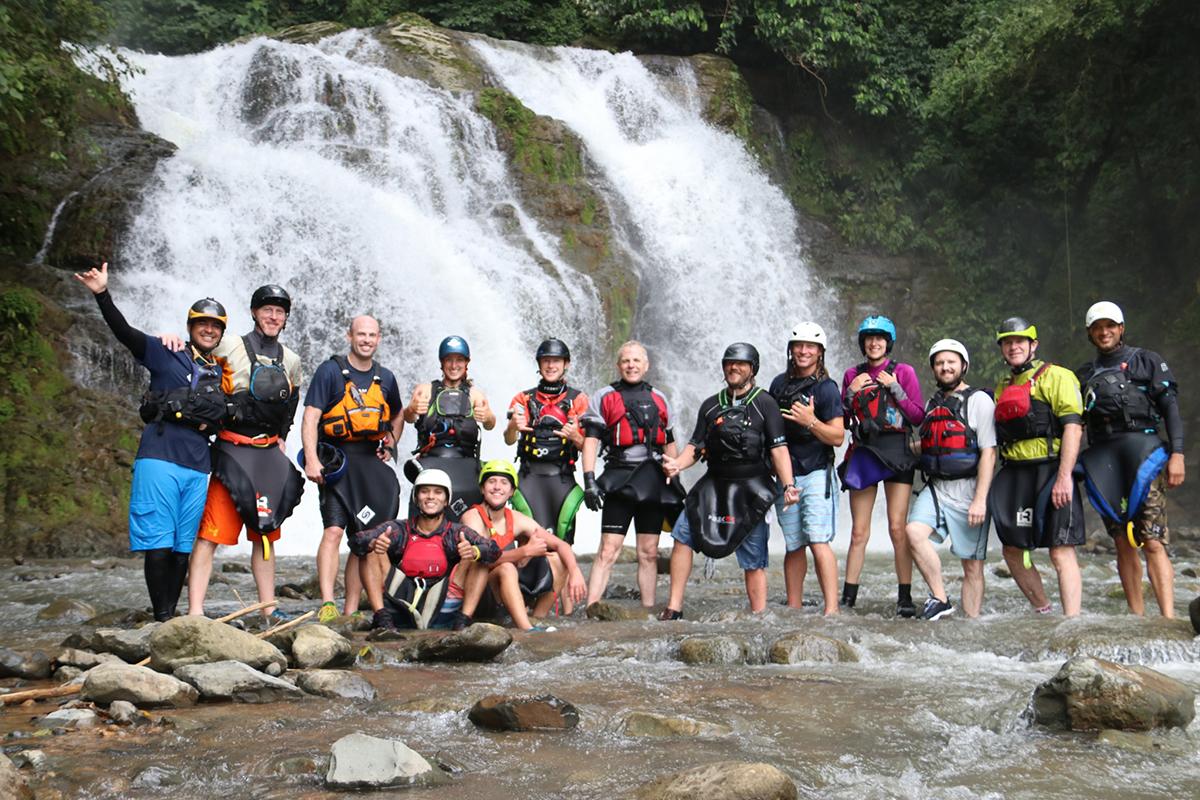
[317,602,338,624]
[658,608,683,621]
[451,612,474,632]
[917,595,954,621]
[372,610,397,630]
[896,598,918,618]
[268,609,292,623]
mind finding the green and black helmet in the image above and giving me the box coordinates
[996,317,1037,344]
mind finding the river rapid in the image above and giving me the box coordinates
[2,549,1198,798]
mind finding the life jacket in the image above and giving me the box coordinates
[398,524,451,579]
[415,379,480,457]
[1082,350,1159,441]
[919,387,986,479]
[701,387,769,479]
[516,386,581,466]
[848,361,909,442]
[319,356,391,442]
[139,347,227,435]
[471,504,517,550]
[994,364,1061,452]
[227,335,294,437]
[601,380,668,452]
[771,372,823,444]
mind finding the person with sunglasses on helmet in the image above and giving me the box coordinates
[74,262,227,623]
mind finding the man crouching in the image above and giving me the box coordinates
[359,468,501,629]
[453,460,587,631]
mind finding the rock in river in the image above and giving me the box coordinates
[0,647,51,679]
[148,616,287,673]
[616,711,731,739]
[80,663,198,708]
[174,660,303,703]
[768,632,858,664]
[296,670,377,701]
[324,732,449,790]
[92,623,160,662]
[402,623,512,662]
[468,695,579,731]
[630,761,798,800]
[291,625,356,669]
[678,636,753,665]
[36,598,97,623]
[1030,654,1195,731]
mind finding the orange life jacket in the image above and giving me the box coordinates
[320,356,391,441]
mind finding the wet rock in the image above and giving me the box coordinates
[269,755,321,775]
[159,714,205,731]
[769,632,858,664]
[468,694,579,731]
[131,763,185,788]
[174,661,302,704]
[328,615,374,636]
[148,616,287,673]
[59,631,97,651]
[1095,729,1194,756]
[85,608,153,626]
[291,625,356,669]
[433,751,474,774]
[92,624,161,662]
[80,663,198,708]
[36,708,101,729]
[992,565,1012,579]
[295,670,376,701]
[324,732,450,790]
[678,636,753,665]
[586,601,656,621]
[1181,567,1199,578]
[0,753,31,800]
[631,761,798,800]
[1031,655,1195,731]
[617,546,640,563]
[278,584,306,600]
[221,562,252,574]
[54,665,84,684]
[107,700,149,726]
[55,648,122,670]
[8,749,48,772]
[0,648,51,679]
[616,711,731,739]
[402,623,512,662]
[1105,582,1151,600]
[370,696,462,714]
[1189,595,1200,635]
[36,598,97,623]
[366,627,407,642]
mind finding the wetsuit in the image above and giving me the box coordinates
[410,379,481,521]
[769,369,842,550]
[1075,345,1183,543]
[304,357,403,553]
[91,289,219,621]
[508,382,589,544]
[840,360,924,488]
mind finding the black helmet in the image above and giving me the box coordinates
[722,342,760,376]
[187,298,227,330]
[251,284,291,313]
[536,338,571,362]
[996,316,1037,344]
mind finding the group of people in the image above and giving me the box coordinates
[78,260,1185,631]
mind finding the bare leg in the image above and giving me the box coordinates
[665,541,693,612]
[530,553,564,617]
[1049,545,1081,616]
[358,552,386,613]
[845,486,878,584]
[810,543,839,616]
[489,563,532,629]
[960,559,984,618]
[1113,533,1146,615]
[459,561,489,617]
[250,538,277,617]
[1142,539,1175,618]
[635,533,661,606]
[1003,545,1050,610]
[783,548,808,609]
[906,521,946,601]
[187,537,218,615]
[586,533,627,606]
[884,481,914,584]
[744,568,767,612]
[344,553,364,615]
[316,525,344,604]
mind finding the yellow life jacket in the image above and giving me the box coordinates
[320,356,390,441]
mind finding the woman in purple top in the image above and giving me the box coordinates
[839,316,925,616]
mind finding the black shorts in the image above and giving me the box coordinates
[600,492,667,536]
[318,484,350,531]
[518,466,580,545]
[886,469,915,486]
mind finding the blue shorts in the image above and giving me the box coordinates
[775,470,837,551]
[908,487,988,561]
[128,458,208,553]
[670,510,769,571]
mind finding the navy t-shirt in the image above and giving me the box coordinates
[304,358,403,421]
[768,371,841,476]
[136,339,216,472]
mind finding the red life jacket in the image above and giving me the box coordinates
[601,380,668,449]
[919,388,986,479]
[471,504,517,550]
[994,364,1061,451]
[848,361,908,441]
[399,525,450,579]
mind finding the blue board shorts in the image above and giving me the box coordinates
[670,510,769,571]
[128,458,208,552]
[775,470,837,551]
[909,487,988,561]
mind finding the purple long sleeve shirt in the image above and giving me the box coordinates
[841,360,925,430]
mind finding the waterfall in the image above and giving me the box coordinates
[110,30,832,554]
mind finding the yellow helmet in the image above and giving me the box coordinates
[479,459,518,489]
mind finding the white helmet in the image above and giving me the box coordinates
[928,339,970,374]
[413,468,453,499]
[1085,301,1124,328]
[788,321,827,349]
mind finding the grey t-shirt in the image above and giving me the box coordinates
[929,388,997,510]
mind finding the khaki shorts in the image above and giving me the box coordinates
[1104,474,1168,544]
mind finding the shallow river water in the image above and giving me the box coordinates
[2,550,1199,799]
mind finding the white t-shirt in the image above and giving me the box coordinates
[929,388,997,510]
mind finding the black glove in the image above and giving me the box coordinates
[583,471,603,512]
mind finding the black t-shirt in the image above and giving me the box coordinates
[303,358,403,417]
[1076,343,1183,452]
[689,385,787,466]
[768,371,842,476]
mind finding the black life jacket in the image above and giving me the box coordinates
[1082,350,1159,441]
[319,356,390,442]
[601,380,668,462]
[702,387,769,479]
[227,335,293,437]
[415,379,480,457]
[516,386,581,466]
[919,387,986,479]
[848,360,909,442]
[138,346,227,436]
[994,363,1061,451]
[771,372,823,444]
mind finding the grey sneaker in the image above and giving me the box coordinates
[917,595,954,620]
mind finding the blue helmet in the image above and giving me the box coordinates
[857,316,896,355]
[438,335,470,361]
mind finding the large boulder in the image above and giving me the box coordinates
[291,625,356,669]
[631,761,798,800]
[36,598,97,623]
[92,624,160,662]
[174,661,303,703]
[324,732,450,790]
[0,753,32,800]
[0,647,51,679]
[402,623,512,662]
[678,636,753,665]
[295,670,377,701]
[80,662,198,708]
[617,711,731,739]
[768,632,858,664]
[1030,655,1195,731]
[148,616,287,673]
[468,695,579,731]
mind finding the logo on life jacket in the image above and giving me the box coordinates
[256,494,273,520]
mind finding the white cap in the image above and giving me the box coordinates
[928,339,970,374]
[788,321,827,349]
[1085,301,1124,328]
